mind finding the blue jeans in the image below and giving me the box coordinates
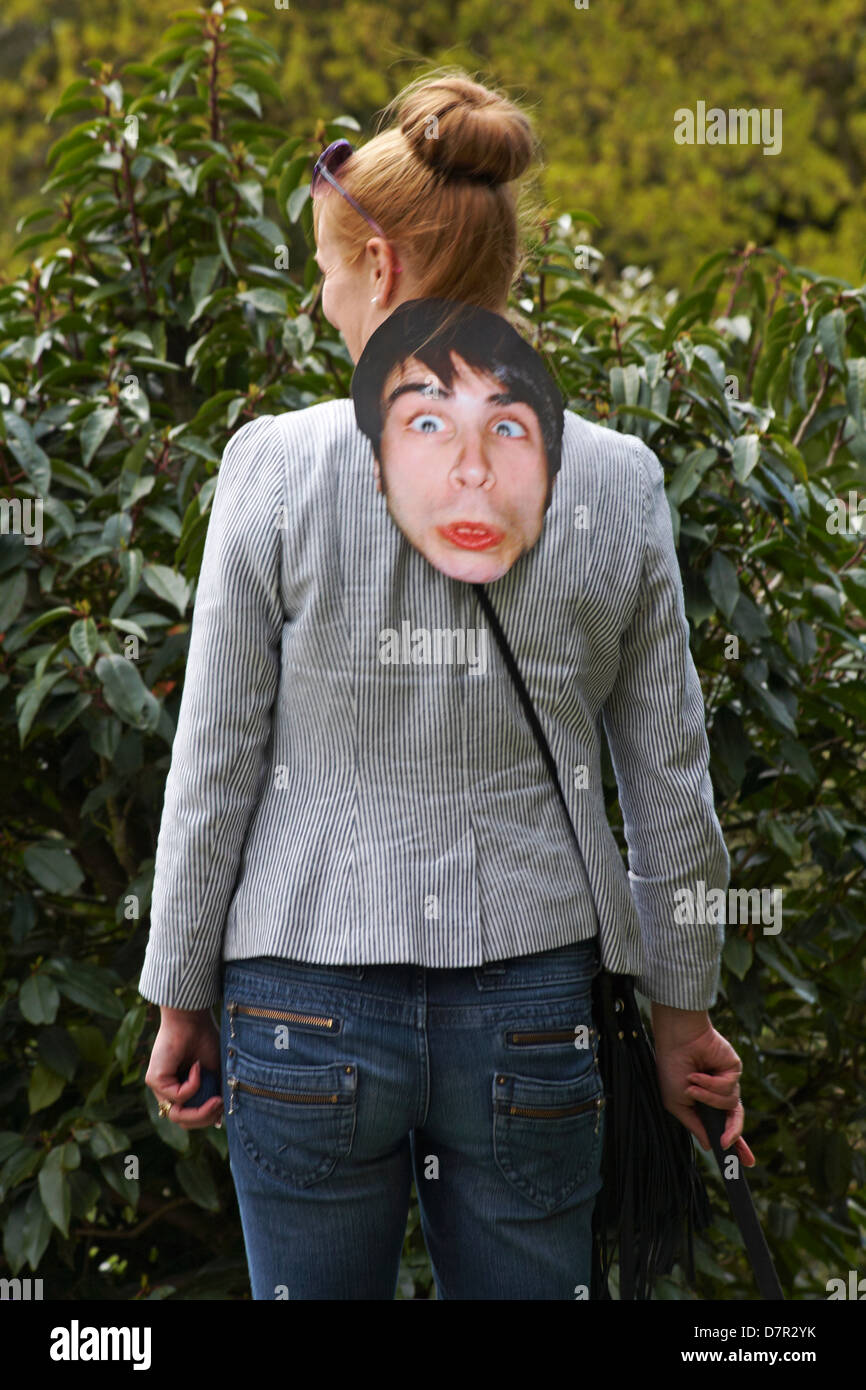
[219,937,605,1300]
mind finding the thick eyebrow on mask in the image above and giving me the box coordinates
[383,380,518,414]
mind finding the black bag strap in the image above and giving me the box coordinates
[694,1103,784,1300]
[472,581,784,1301]
[472,581,579,860]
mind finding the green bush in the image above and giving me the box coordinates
[0,3,863,1299]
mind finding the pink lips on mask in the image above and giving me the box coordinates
[437,521,504,551]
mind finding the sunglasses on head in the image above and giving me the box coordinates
[311,139,402,273]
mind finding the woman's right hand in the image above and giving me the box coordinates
[145,1006,224,1130]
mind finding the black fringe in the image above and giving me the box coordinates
[590,971,713,1300]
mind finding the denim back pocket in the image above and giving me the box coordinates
[227,1045,357,1189]
[492,1061,605,1213]
[475,938,600,992]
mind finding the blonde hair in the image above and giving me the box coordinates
[312,71,540,311]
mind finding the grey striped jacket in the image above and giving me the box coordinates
[137,402,729,1012]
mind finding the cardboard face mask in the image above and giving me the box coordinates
[351,298,565,585]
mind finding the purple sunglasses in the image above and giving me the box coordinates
[311,139,402,273]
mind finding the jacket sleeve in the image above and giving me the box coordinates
[137,414,286,1009]
[600,439,729,1011]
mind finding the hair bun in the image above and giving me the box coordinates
[397,75,535,185]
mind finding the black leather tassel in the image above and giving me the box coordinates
[590,971,712,1300]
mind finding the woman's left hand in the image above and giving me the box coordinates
[651,1004,756,1167]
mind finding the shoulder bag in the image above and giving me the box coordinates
[473,581,784,1301]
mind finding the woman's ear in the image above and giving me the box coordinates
[367,237,402,307]
[372,457,383,494]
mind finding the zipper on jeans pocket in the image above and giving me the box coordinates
[499,1095,605,1133]
[227,1001,337,1039]
[227,1074,350,1115]
[508,1027,594,1045]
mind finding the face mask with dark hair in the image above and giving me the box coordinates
[351,298,563,474]
[351,298,566,586]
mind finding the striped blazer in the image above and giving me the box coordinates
[137,401,729,1012]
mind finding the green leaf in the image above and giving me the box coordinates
[113,1004,147,1071]
[755,686,798,735]
[723,934,753,981]
[28,1061,66,1113]
[327,113,362,133]
[845,357,866,424]
[168,53,203,100]
[100,79,123,111]
[238,287,287,315]
[609,363,641,408]
[732,433,760,482]
[277,153,310,222]
[791,333,816,410]
[0,1144,41,1199]
[561,287,615,311]
[0,1134,29,1166]
[705,551,740,621]
[817,309,846,372]
[755,941,818,1003]
[265,134,304,179]
[19,973,60,1025]
[237,179,263,216]
[209,207,237,276]
[88,714,121,760]
[2,414,52,492]
[38,1149,71,1237]
[50,457,102,496]
[175,511,210,568]
[822,1132,852,1197]
[60,1142,80,1170]
[730,593,771,641]
[811,583,842,618]
[0,570,28,631]
[22,843,85,895]
[190,254,222,318]
[69,617,100,665]
[175,1154,220,1211]
[88,1122,129,1159]
[766,817,802,860]
[18,605,78,639]
[42,496,76,541]
[67,1169,101,1220]
[765,432,808,482]
[67,1023,109,1068]
[34,637,71,684]
[142,563,190,616]
[287,185,310,223]
[120,431,153,479]
[227,81,262,117]
[778,736,818,787]
[80,407,117,466]
[710,707,752,790]
[120,547,144,595]
[667,447,717,507]
[38,1027,79,1081]
[49,960,125,1019]
[98,1153,139,1202]
[109,616,148,642]
[95,653,160,730]
[663,287,718,346]
[3,1187,53,1273]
